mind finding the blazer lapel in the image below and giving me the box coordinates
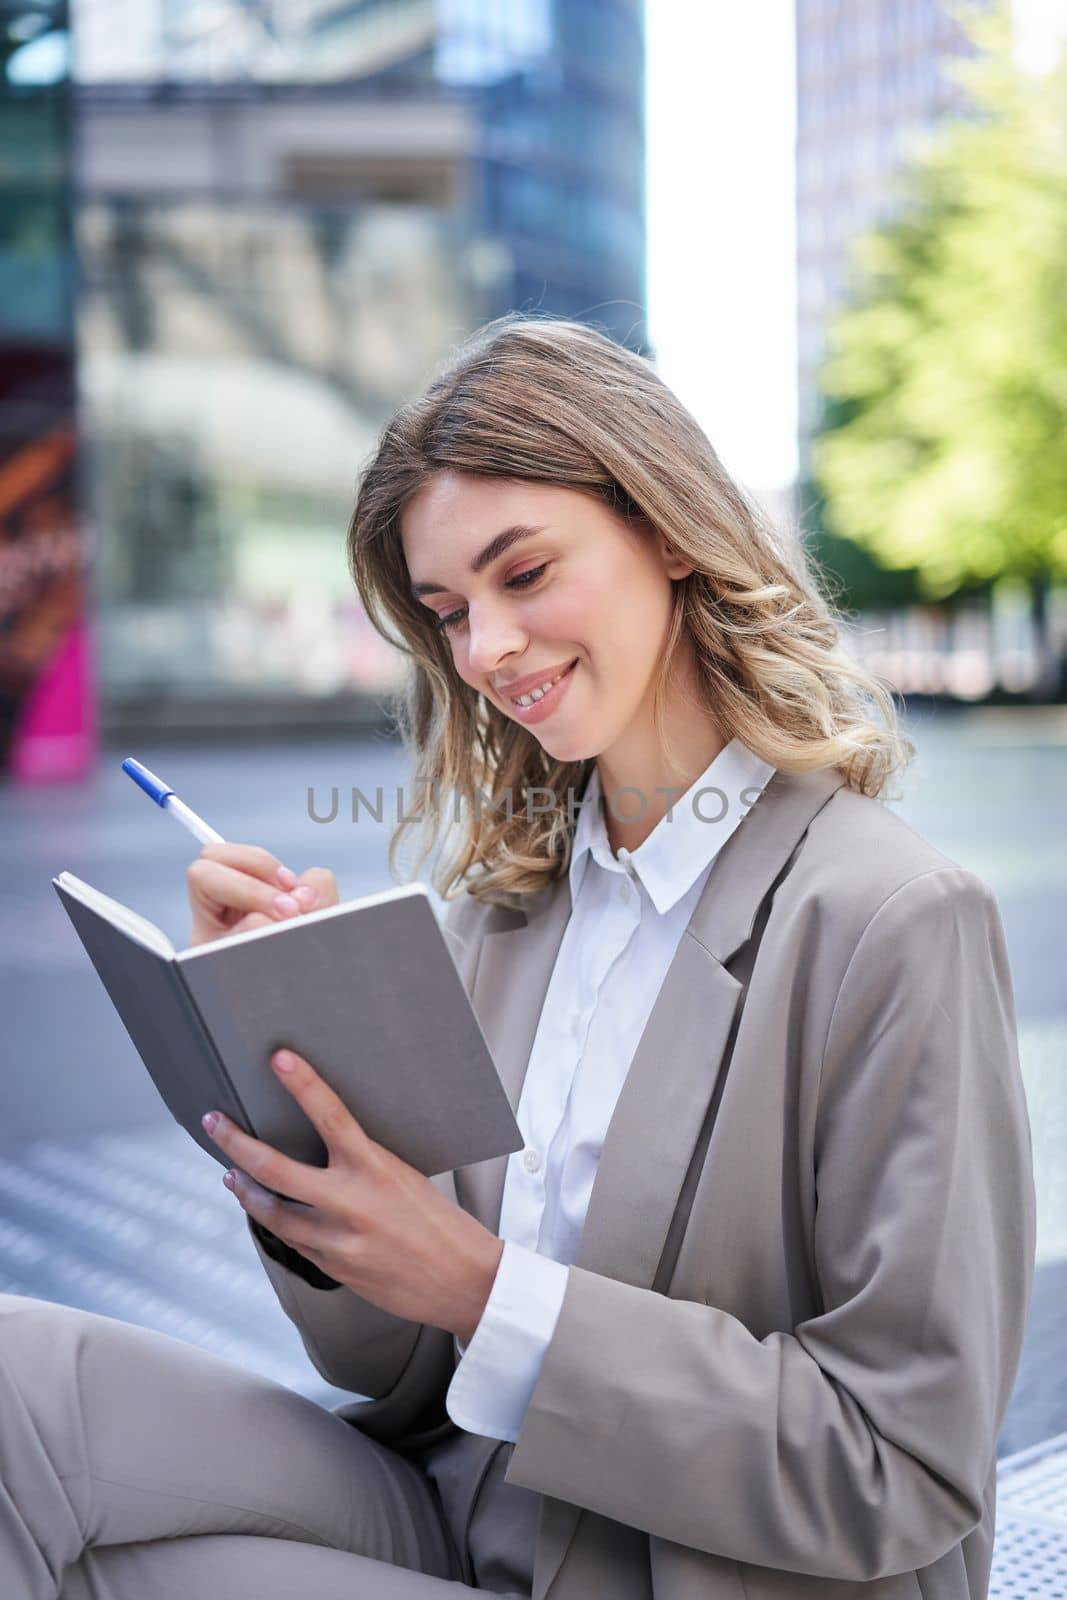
[573,762,845,1287]
[521,764,844,1600]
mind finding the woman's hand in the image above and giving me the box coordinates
[201,1049,504,1344]
[186,843,339,946]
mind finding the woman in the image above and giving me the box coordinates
[0,315,1035,1600]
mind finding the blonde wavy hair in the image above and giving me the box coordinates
[347,313,915,906]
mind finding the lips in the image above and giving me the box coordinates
[497,658,579,701]
[503,658,579,723]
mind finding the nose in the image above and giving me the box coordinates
[466,599,527,677]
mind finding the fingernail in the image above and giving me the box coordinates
[201,1111,219,1134]
[274,1051,296,1073]
[223,1169,236,1190]
[273,893,300,914]
[276,866,298,890]
[293,885,318,909]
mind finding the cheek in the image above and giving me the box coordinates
[451,649,481,692]
[589,577,673,694]
[536,588,592,643]
[485,585,592,664]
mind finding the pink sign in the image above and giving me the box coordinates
[10,617,96,783]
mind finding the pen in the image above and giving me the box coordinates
[121,757,225,846]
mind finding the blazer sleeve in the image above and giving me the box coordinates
[504,866,1037,1581]
[245,1174,457,1435]
[245,888,484,1441]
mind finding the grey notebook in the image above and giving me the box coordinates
[53,872,522,1180]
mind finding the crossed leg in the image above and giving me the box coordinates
[0,1294,492,1599]
[61,1534,479,1599]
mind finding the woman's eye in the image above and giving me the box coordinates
[431,565,548,635]
[507,564,547,590]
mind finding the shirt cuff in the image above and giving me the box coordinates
[445,1240,569,1443]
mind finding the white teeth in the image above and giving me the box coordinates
[512,665,571,708]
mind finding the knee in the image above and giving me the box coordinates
[0,1292,64,1317]
[0,1297,54,1384]
[0,1292,81,1340]
[0,1292,70,1348]
[0,1294,98,1389]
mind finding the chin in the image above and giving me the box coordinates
[531,729,596,766]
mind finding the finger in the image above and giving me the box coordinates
[229,911,274,935]
[201,1109,329,1205]
[189,859,301,922]
[197,842,297,890]
[296,866,337,898]
[271,1050,372,1156]
[293,867,340,911]
[226,1168,331,1257]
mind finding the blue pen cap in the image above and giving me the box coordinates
[121,757,175,806]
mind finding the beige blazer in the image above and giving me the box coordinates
[250,763,1037,1600]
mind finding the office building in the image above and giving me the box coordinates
[4,0,646,742]
[795,0,987,472]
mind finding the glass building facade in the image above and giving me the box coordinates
[795,0,988,472]
[443,1,646,342]
[19,0,646,727]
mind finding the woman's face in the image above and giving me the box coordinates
[400,471,693,766]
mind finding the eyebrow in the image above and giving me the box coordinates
[409,524,548,597]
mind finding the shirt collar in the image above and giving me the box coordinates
[568,737,777,916]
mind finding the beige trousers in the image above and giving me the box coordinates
[0,1293,532,1599]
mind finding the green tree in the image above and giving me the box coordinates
[812,0,1067,695]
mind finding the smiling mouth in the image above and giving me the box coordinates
[505,659,578,707]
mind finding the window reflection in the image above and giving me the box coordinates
[66,0,646,706]
[79,201,491,697]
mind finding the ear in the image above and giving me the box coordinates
[653,526,694,582]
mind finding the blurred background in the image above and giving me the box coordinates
[1,0,1065,1580]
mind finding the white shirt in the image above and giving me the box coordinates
[445,736,777,1442]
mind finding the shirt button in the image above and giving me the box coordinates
[522,1147,542,1174]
